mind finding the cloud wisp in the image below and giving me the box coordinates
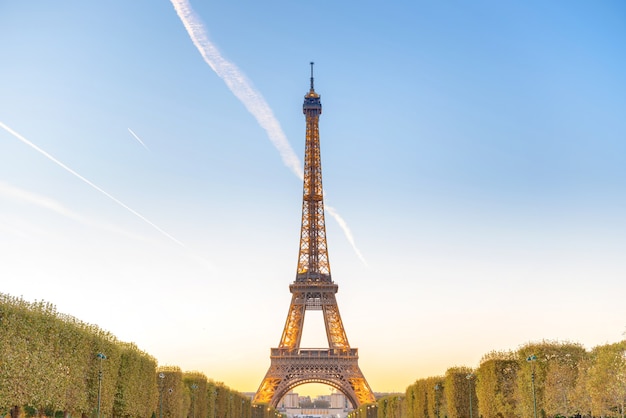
[128,128,150,150]
[170,0,367,265]
[0,181,91,224]
[170,0,302,179]
[0,121,184,247]
[0,181,151,242]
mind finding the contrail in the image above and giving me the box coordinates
[0,181,151,242]
[128,128,149,150]
[170,0,302,179]
[326,205,367,266]
[170,0,367,265]
[0,121,184,247]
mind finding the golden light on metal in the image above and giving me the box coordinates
[254,63,375,408]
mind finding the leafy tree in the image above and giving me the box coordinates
[114,343,158,417]
[426,377,445,418]
[543,344,586,417]
[298,397,313,408]
[55,318,92,416]
[408,379,425,418]
[0,295,36,409]
[157,367,184,418]
[214,382,229,418]
[570,355,593,417]
[377,395,404,418]
[444,367,476,418]
[404,380,420,418]
[87,333,121,418]
[585,341,626,417]
[207,381,218,418]
[477,351,519,418]
[0,293,249,418]
[515,340,586,418]
[183,372,208,418]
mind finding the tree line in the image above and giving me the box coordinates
[0,293,268,418]
[3,292,624,418]
[352,340,625,418]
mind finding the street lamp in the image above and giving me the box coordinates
[620,350,626,418]
[527,355,538,418]
[466,373,475,418]
[190,384,198,418]
[158,372,165,418]
[434,384,441,418]
[96,353,106,418]
[212,389,219,418]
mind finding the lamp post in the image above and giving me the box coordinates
[466,373,474,418]
[620,350,626,418]
[213,389,218,418]
[527,355,538,418]
[96,353,106,418]
[190,383,198,418]
[158,372,165,418]
[434,384,441,418]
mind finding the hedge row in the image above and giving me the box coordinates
[0,293,256,418]
[347,340,625,418]
[401,340,626,418]
[156,367,251,418]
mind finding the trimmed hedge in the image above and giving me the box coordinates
[0,294,251,418]
[401,340,625,418]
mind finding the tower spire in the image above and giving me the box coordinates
[310,61,315,91]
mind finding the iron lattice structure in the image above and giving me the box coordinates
[254,64,375,408]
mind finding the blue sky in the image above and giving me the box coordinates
[1,1,625,397]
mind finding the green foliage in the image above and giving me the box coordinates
[0,292,254,418]
[405,379,425,418]
[401,341,616,418]
[183,371,208,418]
[514,340,586,418]
[477,353,519,418]
[114,343,158,417]
[157,367,184,418]
[543,344,586,417]
[404,377,444,418]
[0,294,159,418]
[444,367,476,418]
[584,340,626,417]
[215,382,229,418]
[206,380,250,418]
[0,294,114,415]
[377,395,404,418]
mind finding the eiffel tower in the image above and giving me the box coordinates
[253,63,375,408]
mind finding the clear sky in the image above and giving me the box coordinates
[1,0,625,398]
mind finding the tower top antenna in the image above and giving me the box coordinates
[303,61,321,112]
